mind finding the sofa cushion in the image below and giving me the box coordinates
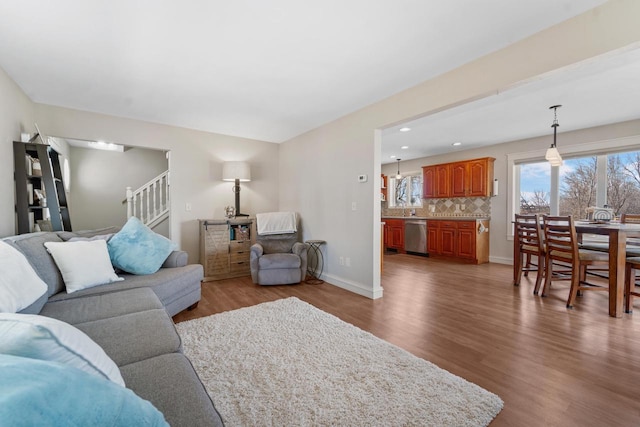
[57,226,121,241]
[0,241,47,313]
[0,354,168,427]
[18,292,48,315]
[74,309,182,367]
[0,313,124,385]
[120,353,224,427]
[108,217,177,275]
[40,288,164,325]
[4,233,65,296]
[44,240,124,293]
[46,264,203,314]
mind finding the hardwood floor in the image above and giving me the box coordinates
[173,254,640,426]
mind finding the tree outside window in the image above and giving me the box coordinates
[518,149,640,219]
[388,174,423,208]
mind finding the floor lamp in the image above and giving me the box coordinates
[222,161,251,217]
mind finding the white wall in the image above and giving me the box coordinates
[31,103,279,263]
[0,66,36,237]
[69,145,168,231]
[279,0,640,299]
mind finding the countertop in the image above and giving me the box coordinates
[382,216,490,221]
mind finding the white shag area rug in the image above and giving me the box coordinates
[175,297,503,426]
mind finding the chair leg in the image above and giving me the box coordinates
[541,255,553,297]
[513,252,524,286]
[567,264,582,309]
[524,253,532,277]
[626,265,634,314]
[533,255,545,295]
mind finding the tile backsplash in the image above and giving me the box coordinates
[382,197,492,218]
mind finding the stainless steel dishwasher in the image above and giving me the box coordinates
[404,219,428,255]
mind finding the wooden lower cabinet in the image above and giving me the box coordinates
[427,219,489,264]
[384,219,405,253]
[200,219,253,281]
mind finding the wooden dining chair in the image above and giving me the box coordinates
[513,214,545,295]
[541,215,610,309]
[625,257,640,313]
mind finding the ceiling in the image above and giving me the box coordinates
[0,1,608,145]
[381,45,640,164]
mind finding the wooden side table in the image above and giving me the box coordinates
[305,240,325,284]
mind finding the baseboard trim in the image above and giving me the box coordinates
[489,255,512,265]
[320,273,383,300]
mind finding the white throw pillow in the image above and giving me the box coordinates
[0,241,48,313]
[44,240,123,294]
[0,313,125,386]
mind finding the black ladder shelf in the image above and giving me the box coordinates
[13,140,72,234]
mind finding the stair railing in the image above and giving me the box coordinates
[126,170,169,228]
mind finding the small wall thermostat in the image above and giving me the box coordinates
[357,174,368,182]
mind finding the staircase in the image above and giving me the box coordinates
[126,171,169,228]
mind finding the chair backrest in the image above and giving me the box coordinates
[256,232,299,254]
[255,212,301,254]
[542,215,579,262]
[622,214,640,224]
[514,214,543,254]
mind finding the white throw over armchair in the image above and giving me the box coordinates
[250,212,307,285]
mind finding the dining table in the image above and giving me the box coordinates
[513,219,640,317]
[573,221,640,317]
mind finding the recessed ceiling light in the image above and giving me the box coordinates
[452,142,462,146]
[401,146,409,149]
[390,155,396,159]
[399,127,411,132]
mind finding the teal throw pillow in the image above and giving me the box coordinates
[0,354,169,426]
[107,217,177,275]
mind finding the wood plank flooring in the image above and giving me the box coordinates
[173,253,640,426]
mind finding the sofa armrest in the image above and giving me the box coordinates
[250,243,264,259]
[292,242,307,258]
[162,250,188,268]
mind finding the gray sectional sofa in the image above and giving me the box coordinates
[2,228,224,426]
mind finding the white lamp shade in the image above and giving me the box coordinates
[222,161,251,182]
[545,147,563,167]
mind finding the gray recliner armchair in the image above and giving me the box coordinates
[250,212,307,285]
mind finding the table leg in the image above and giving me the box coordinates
[513,229,520,286]
[609,231,626,318]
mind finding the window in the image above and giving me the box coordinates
[519,161,551,215]
[388,173,423,208]
[515,148,640,219]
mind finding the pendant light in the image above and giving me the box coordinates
[396,159,402,179]
[545,105,563,167]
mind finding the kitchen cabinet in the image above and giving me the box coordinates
[422,157,495,198]
[200,219,253,281]
[423,164,450,198]
[426,219,489,263]
[381,174,387,202]
[384,219,405,252]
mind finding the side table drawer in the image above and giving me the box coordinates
[230,261,250,273]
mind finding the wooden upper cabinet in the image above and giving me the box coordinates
[422,157,495,198]
[450,162,467,197]
[422,166,436,198]
[423,164,450,198]
[467,158,494,197]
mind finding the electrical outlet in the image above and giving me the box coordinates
[185,203,192,212]
[345,257,351,267]
[357,174,368,182]
[339,257,344,266]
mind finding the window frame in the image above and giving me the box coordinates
[388,171,423,209]
[507,135,640,239]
